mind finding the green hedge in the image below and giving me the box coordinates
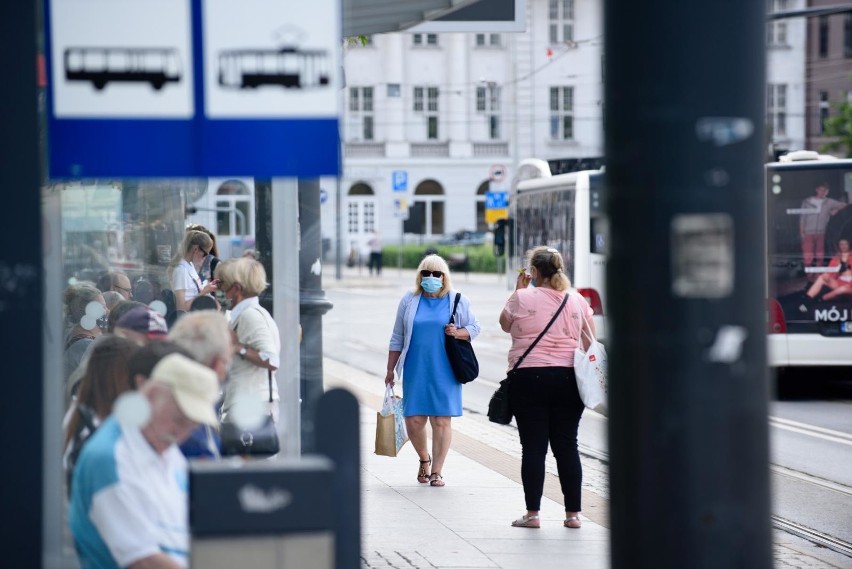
[381,244,507,274]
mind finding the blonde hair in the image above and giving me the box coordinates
[528,246,571,291]
[215,257,268,297]
[413,254,453,296]
[168,230,213,279]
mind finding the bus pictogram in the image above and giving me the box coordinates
[64,47,182,91]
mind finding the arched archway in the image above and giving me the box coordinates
[347,182,377,258]
[476,180,490,232]
[411,179,445,238]
[215,180,253,253]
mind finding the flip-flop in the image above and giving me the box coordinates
[417,456,431,484]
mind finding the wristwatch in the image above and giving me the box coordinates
[238,345,247,359]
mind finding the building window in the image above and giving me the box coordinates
[819,91,830,134]
[414,86,440,139]
[767,0,788,46]
[549,86,574,140]
[348,86,374,141]
[767,84,787,137]
[413,33,438,46]
[475,33,502,47]
[476,84,501,139]
[819,16,829,58]
[549,0,574,44]
[846,14,852,58]
[387,83,401,98]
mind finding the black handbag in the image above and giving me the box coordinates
[220,368,280,457]
[445,292,479,384]
[488,294,569,425]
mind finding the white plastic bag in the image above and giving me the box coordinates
[375,386,408,456]
[572,294,608,416]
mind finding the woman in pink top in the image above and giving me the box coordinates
[499,246,595,530]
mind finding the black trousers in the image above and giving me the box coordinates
[509,366,585,512]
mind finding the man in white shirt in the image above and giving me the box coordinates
[69,354,220,569]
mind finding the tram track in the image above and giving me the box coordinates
[575,443,852,559]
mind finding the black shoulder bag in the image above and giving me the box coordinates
[445,292,479,384]
[488,293,569,424]
[219,310,281,457]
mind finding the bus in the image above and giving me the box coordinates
[766,151,852,368]
[511,159,608,341]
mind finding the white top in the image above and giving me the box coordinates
[69,417,190,568]
[171,259,203,304]
[223,298,281,415]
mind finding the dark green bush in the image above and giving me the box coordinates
[381,244,505,274]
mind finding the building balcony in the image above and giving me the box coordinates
[344,142,386,158]
[472,142,509,157]
[410,142,450,157]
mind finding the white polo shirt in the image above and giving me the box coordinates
[69,417,190,569]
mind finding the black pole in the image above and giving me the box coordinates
[298,178,333,453]
[0,0,44,563]
[605,1,772,568]
[254,178,273,312]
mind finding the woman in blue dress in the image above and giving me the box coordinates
[385,254,481,487]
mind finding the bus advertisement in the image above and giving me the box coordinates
[766,152,852,368]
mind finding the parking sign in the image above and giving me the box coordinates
[392,170,408,192]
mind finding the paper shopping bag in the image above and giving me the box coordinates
[375,386,408,457]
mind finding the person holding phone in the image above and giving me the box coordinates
[384,254,481,487]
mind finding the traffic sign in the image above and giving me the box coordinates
[485,191,508,209]
[489,164,507,182]
[45,0,340,177]
[392,170,408,192]
[393,197,410,219]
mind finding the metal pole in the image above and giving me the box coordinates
[604,1,772,567]
[298,178,333,454]
[271,178,302,457]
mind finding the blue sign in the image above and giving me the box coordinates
[392,170,408,192]
[44,0,340,178]
[485,191,508,209]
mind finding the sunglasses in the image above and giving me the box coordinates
[420,270,444,278]
[199,248,210,257]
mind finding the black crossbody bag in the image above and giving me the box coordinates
[488,294,569,424]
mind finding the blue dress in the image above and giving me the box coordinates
[402,295,462,417]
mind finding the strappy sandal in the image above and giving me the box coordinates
[429,472,445,487]
[564,516,582,528]
[417,456,431,484]
[511,513,540,528]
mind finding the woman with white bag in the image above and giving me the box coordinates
[499,246,595,529]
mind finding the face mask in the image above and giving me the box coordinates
[421,276,443,293]
[215,289,232,310]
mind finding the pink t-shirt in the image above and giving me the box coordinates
[503,287,593,370]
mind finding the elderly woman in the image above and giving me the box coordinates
[215,257,281,424]
[168,229,219,311]
[499,246,595,529]
[384,254,481,487]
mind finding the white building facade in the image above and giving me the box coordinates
[322,0,605,256]
[182,1,807,259]
[766,0,807,156]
